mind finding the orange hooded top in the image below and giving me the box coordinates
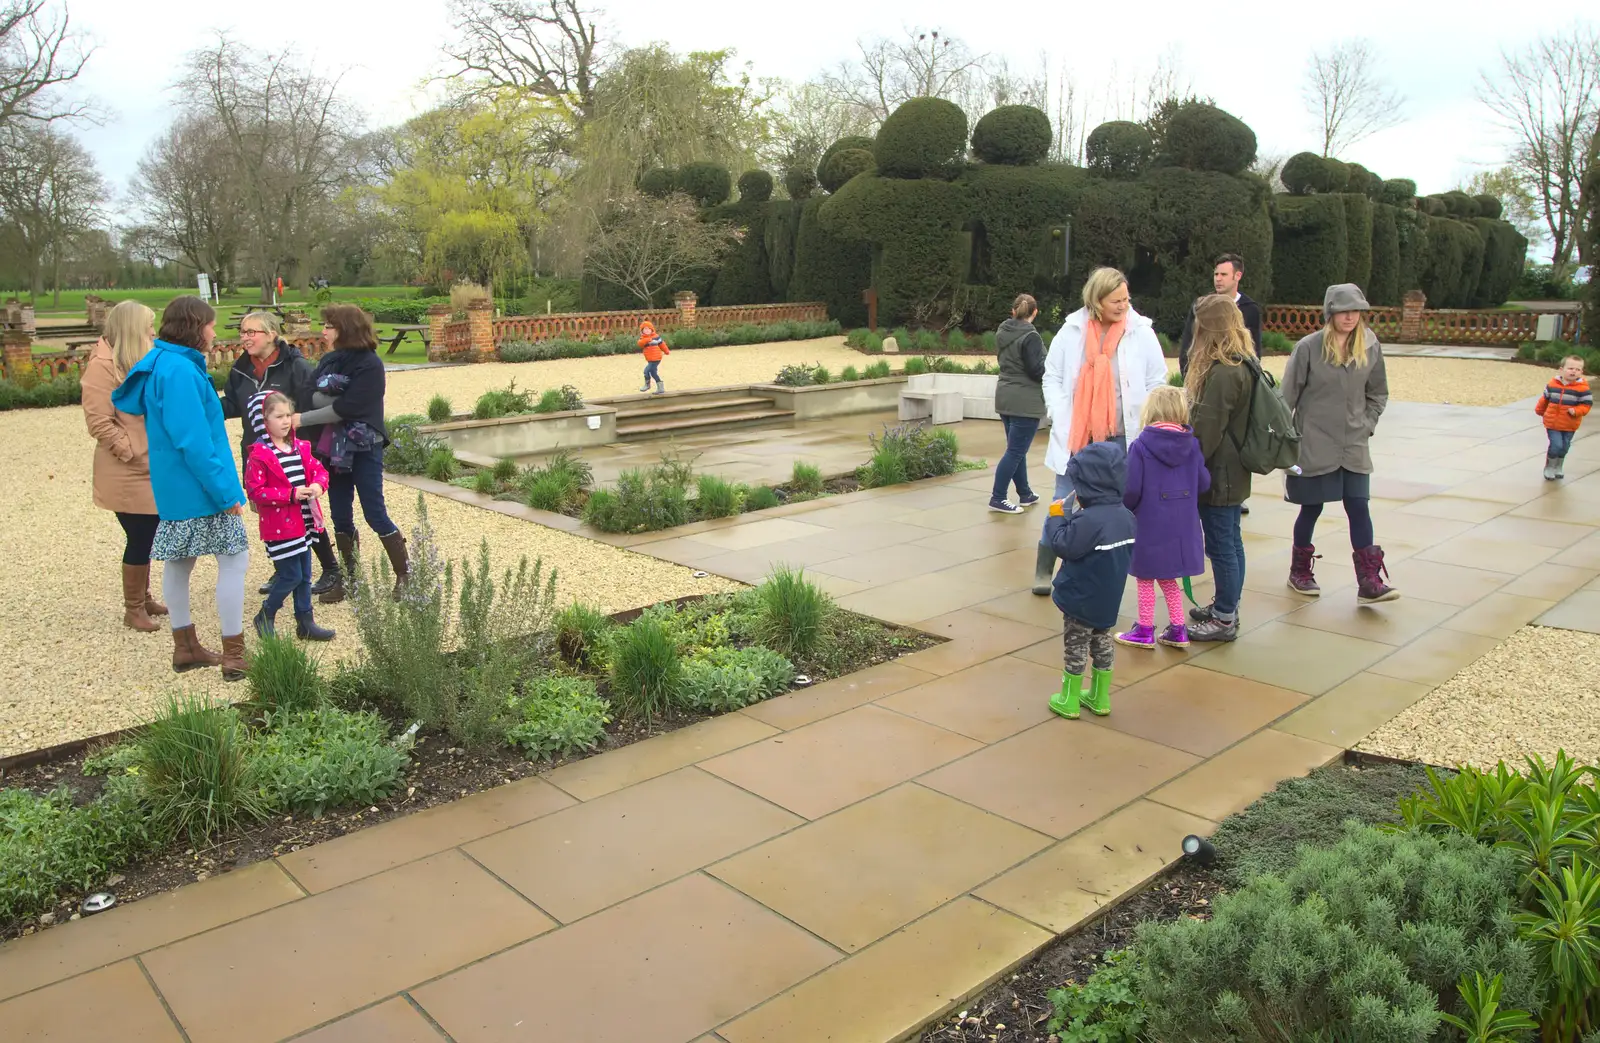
[639,322,669,362]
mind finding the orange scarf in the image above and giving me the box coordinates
[1068,318,1126,453]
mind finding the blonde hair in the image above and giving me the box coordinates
[1140,385,1189,427]
[261,391,294,418]
[105,300,155,377]
[1184,324,1255,403]
[1321,316,1370,369]
[1561,355,1585,369]
[1082,267,1128,321]
[242,311,281,337]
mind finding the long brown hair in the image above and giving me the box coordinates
[1184,302,1255,402]
[158,296,216,350]
[321,304,378,351]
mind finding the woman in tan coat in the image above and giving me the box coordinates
[82,300,167,631]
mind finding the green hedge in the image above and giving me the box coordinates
[872,97,967,180]
[1368,202,1401,306]
[789,196,872,326]
[1158,103,1256,174]
[1340,193,1373,289]
[961,163,1091,328]
[817,135,874,194]
[820,174,966,328]
[1471,217,1527,309]
[763,199,803,300]
[1395,205,1429,300]
[1272,194,1347,305]
[970,105,1051,165]
[0,371,82,411]
[1588,164,1600,347]
[1085,121,1152,180]
[496,319,842,363]
[1422,216,1483,308]
[705,199,773,306]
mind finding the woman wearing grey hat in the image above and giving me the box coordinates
[1280,283,1398,603]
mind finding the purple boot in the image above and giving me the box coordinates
[1158,624,1190,648]
[1115,623,1156,649]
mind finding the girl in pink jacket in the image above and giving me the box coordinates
[245,392,335,641]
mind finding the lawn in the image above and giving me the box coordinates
[23,285,415,317]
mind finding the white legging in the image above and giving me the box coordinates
[163,551,250,637]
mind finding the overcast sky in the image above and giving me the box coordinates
[61,0,1596,221]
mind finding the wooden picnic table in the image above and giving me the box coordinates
[67,338,97,350]
[384,324,430,356]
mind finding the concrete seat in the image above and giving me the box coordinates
[899,388,963,424]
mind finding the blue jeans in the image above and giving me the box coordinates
[1199,505,1246,619]
[329,447,398,537]
[643,360,662,387]
[1042,435,1126,540]
[1548,429,1574,458]
[264,549,312,618]
[991,415,1040,504]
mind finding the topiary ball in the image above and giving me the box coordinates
[637,167,676,198]
[970,104,1051,165]
[1421,195,1448,217]
[1380,178,1417,205]
[784,164,818,200]
[1473,194,1504,220]
[1282,152,1329,195]
[820,148,875,192]
[1161,103,1256,174]
[816,135,874,192]
[1440,190,1479,218]
[676,162,732,207]
[1086,121,1153,179]
[1322,159,1351,193]
[1344,162,1380,198]
[873,97,968,179]
[737,169,774,203]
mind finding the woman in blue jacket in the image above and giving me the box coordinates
[112,296,251,680]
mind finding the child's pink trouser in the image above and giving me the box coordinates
[1136,578,1184,627]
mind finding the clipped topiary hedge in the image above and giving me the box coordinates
[1282,152,1331,195]
[1159,102,1257,174]
[790,196,871,326]
[872,98,967,180]
[638,167,676,198]
[970,105,1051,165]
[820,148,875,193]
[819,172,966,326]
[1273,194,1348,305]
[962,162,1092,327]
[676,162,732,207]
[817,135,874,193]
[763,199,803,299]
[737,170,773,203]
[1421,216,1482,308]
[1473,194,1503,220]
[1380,178,1417,205]
[1471,217,1527,308]
[1340,193,1373,290]
[784,164,818,200]
[1368,202,1402,306]
[704,197,772,306]
[1085,121,1153,180]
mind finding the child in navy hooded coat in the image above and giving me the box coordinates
[1044,440,1136,719]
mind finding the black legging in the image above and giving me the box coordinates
[1294,498,1375,550]
[115,512,160,566]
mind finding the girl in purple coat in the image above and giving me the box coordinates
[1116,386,1210,650]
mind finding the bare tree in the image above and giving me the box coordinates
[1479,25,1600,282]
[0,0,93,128]
[1303,38,1405,156]
[127,114,246,292]
[765,79,875,179]
[443,0,603,129]
[823,27,990,128]
[0,123,104,300]
[581,190,741,305]
[180,36,362,300]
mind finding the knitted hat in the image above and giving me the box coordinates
[1323,283,1371,319]
[1194,293,1244,334]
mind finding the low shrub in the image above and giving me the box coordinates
[138,695,270,845]
[0,780,156,925]
[519,448,593,513]
[839,365,860,381]
[473,380,536,419]
[751,566,834,658]
[858,423,959,488]
[245,635,326,717]
[812,365,832,384]
[469,468,498,495]
[1046,948,1145,1041]
[382,415,445,476]
[425,446,460,481]
[582,461,691,533]
[1166,369,1184,387]
[494,320,842,364]
[695,474,746,518]
[253,708,409,817]
[506,674,611,759]
[1261,329,1295,354]
[426,394,454,422]
[534,385,583,413]
[790,461,824,497]
[864,360,892,379]
[774,363,817,387]
[607,616,682,719]
[901,356,930,376]
[747,485,781,511]
[677,646,795,713]
[491,456,519,482]
[0,371,82,411]
[495,340,543,363]
[554,602,613,669]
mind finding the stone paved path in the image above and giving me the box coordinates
[4,399,1598,1043]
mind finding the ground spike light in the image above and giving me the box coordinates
[1181,834,1216,866]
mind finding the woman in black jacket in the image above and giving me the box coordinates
[291,304,404,602]
[221,311,340,595]
[990,293,1047,514]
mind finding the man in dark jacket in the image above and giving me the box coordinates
[1044,440,1135,720]
[1178,253,1262,377]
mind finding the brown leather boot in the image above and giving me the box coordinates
[142,568,168,617]
[172,625,221,672]
[319,532,358,604]
[220,634,248,682]
[379,531,410,599]
[122,565,160,632]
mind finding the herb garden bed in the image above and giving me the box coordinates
[1,501,937,942]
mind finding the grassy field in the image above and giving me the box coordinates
[23,285,416,317]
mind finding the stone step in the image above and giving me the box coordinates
[614,395,774,421]
[615,407,796,440]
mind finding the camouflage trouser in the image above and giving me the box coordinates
[1062,616,1113,675]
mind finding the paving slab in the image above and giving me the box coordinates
[545,713,779,801]
[292,997,447,1043]
[0,960,183,1043]
[1535,589,1600,634]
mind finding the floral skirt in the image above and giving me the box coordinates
[151,513,249,561]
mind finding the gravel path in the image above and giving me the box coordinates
[1358,626,1600,770]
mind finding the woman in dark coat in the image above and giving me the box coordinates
[289,304,404,602]
[989,293,1047,513]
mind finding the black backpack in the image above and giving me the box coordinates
[1230,355,1301,474]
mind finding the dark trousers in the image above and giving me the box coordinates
[1062,616,1113,675]
[329,447,398,537]
[263,550,312,618]
[1294,499,1374,550]
[643,360,662,387]
[114,512,160,566]
[991,415,1039,504]
[1549,429,1575,458]
[1199,505,1246,619]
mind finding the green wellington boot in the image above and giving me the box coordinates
[1084,668,1113,717]
[1049,673,1084,720]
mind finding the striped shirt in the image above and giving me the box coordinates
[264,442,316,562]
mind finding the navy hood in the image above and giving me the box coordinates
[1067,440,1127,506]
[1138,424,1200,468]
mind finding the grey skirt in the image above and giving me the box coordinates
[151,513,250,560]
[1284,467,1371,505]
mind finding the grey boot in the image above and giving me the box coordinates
[1555,456,1567,479]
[1544,456,1559,480]
[1032,542,1056,596]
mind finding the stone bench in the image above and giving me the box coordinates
[898,388,963,424]
[905,373,1000,420]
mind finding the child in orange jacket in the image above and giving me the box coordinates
[638,321,669,394]
[1536,355,1592,480]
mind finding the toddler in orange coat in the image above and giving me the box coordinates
[639,321,669,394]
[1536,355,1592,480]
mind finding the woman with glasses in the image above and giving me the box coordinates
[220,311,339,595]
